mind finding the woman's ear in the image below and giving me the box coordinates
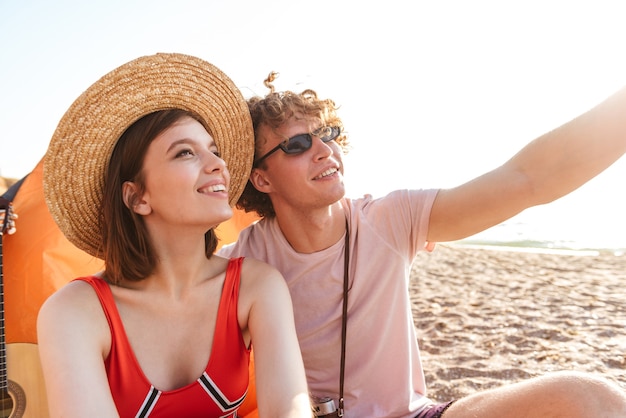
[249,168,272,193]
[122,181,151,215]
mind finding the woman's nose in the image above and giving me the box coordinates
[204,152,227,172]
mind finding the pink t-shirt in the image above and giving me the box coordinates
[219,189,438,417]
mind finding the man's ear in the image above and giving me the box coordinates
[249,168,272,193]
[122,181,151,215]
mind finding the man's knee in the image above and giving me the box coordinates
[445,371,626,418]
[516,371,626,417]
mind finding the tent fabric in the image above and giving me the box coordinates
[3,158,260,417]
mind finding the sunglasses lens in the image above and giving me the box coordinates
[315,126,340,142]
[265,127,340,162]
[283,134,312,154]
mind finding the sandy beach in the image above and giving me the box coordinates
[410,244,626,402]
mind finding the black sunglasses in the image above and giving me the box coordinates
[254,126,341,167]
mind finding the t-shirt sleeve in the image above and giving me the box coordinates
[358,189,439,259]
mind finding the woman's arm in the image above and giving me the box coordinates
[428,84,626,243]
[240,259,311,418]
[37,281,119,418]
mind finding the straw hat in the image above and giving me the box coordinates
[43,53,254,258]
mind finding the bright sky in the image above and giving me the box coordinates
[2,0,626,247]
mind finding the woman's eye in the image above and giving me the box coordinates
[175,149,194,158]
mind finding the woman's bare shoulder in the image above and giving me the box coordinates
[38,278,108,336]
[236,257,289,305]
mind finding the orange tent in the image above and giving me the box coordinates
[3,158,260,417]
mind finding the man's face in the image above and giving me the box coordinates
[250,118,346,213]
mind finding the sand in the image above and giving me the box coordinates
[409,244,626,402]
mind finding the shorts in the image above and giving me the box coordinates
[414,401,455,418]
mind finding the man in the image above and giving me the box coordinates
[219,73,626,417]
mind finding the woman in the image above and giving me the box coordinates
[37,53,310,417]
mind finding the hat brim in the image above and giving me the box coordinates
[43,53,254,258]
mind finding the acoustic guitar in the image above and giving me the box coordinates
[0,198,49,417]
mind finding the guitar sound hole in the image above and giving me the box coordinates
[0,381,26,418]
[0,388,13,418]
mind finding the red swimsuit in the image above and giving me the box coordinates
[76,257,250,418]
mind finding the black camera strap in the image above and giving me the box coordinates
[338,218,350,417]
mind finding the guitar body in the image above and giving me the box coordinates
[4,343,49,418]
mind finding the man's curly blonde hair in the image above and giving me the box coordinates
[236,72,350,218]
